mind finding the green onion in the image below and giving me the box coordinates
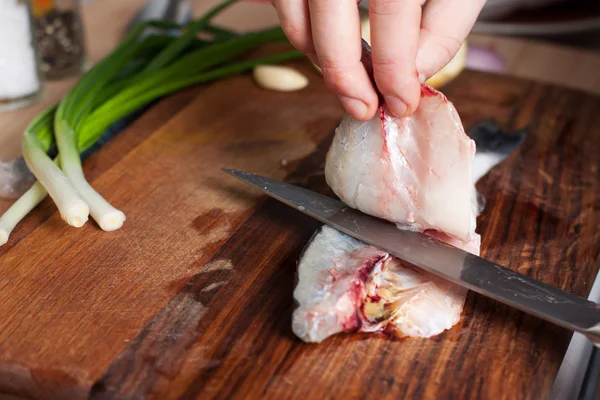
[88,28,289,135]
[140,0,238,76]
[1,0,307,246]
[22,129,89,228]
[49,1,241,231]
[82,51,303,144]
[0,182,47,246]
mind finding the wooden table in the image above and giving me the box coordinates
[0,2,599,399]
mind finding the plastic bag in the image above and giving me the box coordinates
[0,157,35,199]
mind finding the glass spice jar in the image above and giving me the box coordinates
[0,0,44,111]
[31,0,87,80]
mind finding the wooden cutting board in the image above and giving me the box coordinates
[0,48,598,400]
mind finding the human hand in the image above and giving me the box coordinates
[271,0,487,120]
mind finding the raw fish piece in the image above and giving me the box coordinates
[293,112,526,343]
[325,85,477,245]
[292,225,469,342]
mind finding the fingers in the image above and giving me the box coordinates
[416,0,486,79]
[369,0,422,117]
[308,0,378,120]
[272,0,318,64]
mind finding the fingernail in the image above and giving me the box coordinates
[384,95,408,117]
[418,73,426,83]
[340,96,368,120]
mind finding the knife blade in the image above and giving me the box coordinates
[223,168,600,345]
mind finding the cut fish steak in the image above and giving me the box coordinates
[293,88,526,343]
[293,225,469,342]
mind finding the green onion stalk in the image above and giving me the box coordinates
[0,0,304,246]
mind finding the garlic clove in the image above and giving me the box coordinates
[426,40,468,89]
[253,65,309,92]
[360,14,371,44]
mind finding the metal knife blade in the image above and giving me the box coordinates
[223,168,600,344]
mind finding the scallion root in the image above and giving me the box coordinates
[22,134,89,227]
[0,182,48,245]
[54,117,125,231]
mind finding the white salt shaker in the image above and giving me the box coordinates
[0,0,43,111]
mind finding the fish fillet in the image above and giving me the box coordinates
[293,90,526,343]
[325,85,478,247]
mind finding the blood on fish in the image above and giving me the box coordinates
[420,84,444,99]
[368,293,382,302]
[358,254,386,282]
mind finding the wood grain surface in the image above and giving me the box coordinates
[0,52,598,400]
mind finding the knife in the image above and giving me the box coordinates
[223,168,600,345]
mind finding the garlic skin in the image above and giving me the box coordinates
[311,62,322,74]
[253,65,309,92]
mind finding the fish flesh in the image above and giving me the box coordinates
[293,225,469,341]
[292,94,526,343]
[325,85,478,248]
[293,113,526,343]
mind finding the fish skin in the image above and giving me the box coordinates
[467,120,528,212]
[468,119,527,156]
[293,89,527,343]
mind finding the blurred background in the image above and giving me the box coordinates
[359,0,600,49]
[473,0,600,49]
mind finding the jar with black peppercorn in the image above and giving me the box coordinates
[31,0,88,80]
